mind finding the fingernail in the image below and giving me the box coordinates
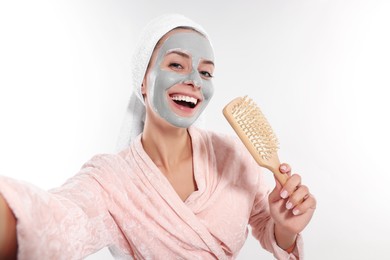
[293,209,300,215]
[280,190,288,199]
[280,165,287,172]
[286,201,293,209]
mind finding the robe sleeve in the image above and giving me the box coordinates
[0,155,121,260]
[248,172,304,259]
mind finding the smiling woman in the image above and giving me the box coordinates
[0,13,315,259]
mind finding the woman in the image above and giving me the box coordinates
[0,14,316,259]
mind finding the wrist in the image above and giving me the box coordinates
[274,223,297,251]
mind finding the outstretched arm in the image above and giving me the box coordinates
[0,194,17,259]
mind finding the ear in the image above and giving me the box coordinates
[141,78,147,95]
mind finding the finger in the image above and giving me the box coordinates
[269,180,287,202]
[285,185,309,210]
[268,186,281,203]
[280,174,301,199]
[292,194,317,216]
[279,163,291,175]
[274,163,292,190]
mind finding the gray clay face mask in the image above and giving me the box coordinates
[146,31,214,128]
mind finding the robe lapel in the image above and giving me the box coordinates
[132,133,227,259]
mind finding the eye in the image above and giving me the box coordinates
[169,63,183,69]
[200,71,213,78]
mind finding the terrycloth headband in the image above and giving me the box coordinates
[116,14,211,151]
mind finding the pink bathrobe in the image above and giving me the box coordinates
[0,127,302,259]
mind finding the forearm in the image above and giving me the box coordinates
[0,194,17,259]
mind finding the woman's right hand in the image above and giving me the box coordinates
[0,194,17,259]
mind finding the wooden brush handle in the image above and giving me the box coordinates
[263,158,289,185]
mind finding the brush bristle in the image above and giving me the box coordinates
[230,96,279,160]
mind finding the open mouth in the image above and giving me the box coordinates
[170,94,199,109]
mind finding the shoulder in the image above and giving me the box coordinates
[191,127,241,150]
[193,127,260,178]
[192,127,250,161]
[79,150,131,177]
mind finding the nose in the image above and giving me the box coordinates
[184,69,202,89]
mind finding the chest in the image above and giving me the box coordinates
[159,159,197,202]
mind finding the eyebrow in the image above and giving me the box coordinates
[165,50,190,59]
[201,60,215,67]
[166,50,215,67]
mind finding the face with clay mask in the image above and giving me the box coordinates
[143,29,215,128]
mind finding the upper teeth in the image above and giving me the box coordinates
[171,95,198,105]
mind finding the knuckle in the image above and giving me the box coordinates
[300,185,309,193]
[291,174,301,183]
[310,194,317,205]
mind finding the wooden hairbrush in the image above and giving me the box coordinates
[223,96,288,185]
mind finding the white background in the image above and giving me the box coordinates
[1,0,389,259]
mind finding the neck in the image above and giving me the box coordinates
[141,119,192,170]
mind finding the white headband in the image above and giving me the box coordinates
[116,14,211,151]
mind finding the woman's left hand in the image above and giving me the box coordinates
[268,163,317,238]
